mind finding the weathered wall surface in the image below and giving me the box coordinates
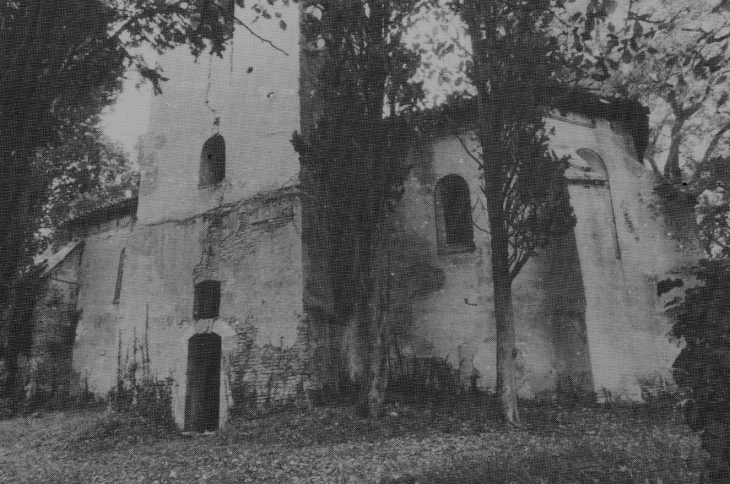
[549,113,699,399]
[28,244,83,404]
[393,133,577,399]
[27,2,701,428]
[136,4,301,226]
[111,3,309,429]
[72,217,134,396]
[385,112,698,400]
[117,190,306,428]
[29,214,136,402]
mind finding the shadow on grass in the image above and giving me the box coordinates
[68,409,181,453]
[215,396,503,448]
[390,441,702,484]
[387,402,704,484]
[3,395,705,483]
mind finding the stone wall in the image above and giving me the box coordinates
[392,132,577,399]
[117,189,307,428]
[28,12,700,428]
[135,3,301,226]
[27,244,83,405]
[549,112,700,399]
[113,2,308,428]
[71,216,134,397]
[297,108,697,402]
[27,212,136,404]
[382,111,700,400]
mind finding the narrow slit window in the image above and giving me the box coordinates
[199,134,226,187]
[113,248,125,304]
[194,280,221,320]
[435,174,475,254]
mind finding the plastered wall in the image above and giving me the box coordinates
[110,2,308,427]
[391,112,699,400]
[394,133,573,398]
[117,190,306,427]
[548,113,699,399]
[71,217,134,396]
[136,3,301,225]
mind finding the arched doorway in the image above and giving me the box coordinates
[184,332,222,432]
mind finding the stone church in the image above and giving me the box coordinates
[26,3,698,430]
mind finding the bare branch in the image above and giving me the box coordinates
[701,120,730,165]
[510,246,535,281]
[456,133,484,169]
[231,13,289,56]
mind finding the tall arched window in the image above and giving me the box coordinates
[435,174,475,254]
[199,134,226,187]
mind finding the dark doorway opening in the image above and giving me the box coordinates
[184,332,222,432]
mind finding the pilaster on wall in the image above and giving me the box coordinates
[562,116,700,400]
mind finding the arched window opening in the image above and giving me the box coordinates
[199,134,226,187]
[194,280,221,320]
[576,148,608,180]
[435,174,475,254]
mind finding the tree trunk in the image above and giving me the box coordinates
[494,277,519,422]
[367,304,387,418]
[462,0,521,423]
[356,203,391,419]
[664,113,686,181]
[353,230,374,415]
[0,155,37,406]
[366,222,392,418]
[486,185,520,423]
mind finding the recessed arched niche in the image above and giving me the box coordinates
[575,148,608,181]
[199,134,226,187]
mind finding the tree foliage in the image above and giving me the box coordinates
[450,0,575,423]
[40,126,138,240]
[0,0,290,404]
[581,1,730,181]
[294,0,423,417]
[669,258,730,483]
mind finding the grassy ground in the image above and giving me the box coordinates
[0,400,704,483]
